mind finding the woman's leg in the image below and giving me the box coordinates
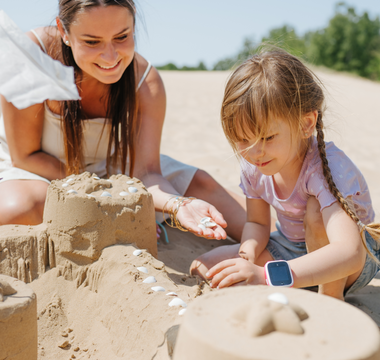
[0,180,49,225]
[304,196,364,300]
[185,170,246,241]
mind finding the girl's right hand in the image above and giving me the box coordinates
[176,199,227,240]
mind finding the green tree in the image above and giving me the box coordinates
[306,3,380,79]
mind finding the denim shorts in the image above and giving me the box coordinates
[266,224,380,295]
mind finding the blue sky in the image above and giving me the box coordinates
[2,0,379,69]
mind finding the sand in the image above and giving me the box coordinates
[0,69,380,359]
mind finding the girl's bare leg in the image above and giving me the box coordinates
[304,196,363,300]
[0,180,49,225]
[185,170,246,241]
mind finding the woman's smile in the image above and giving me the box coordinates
[95,59,122,71]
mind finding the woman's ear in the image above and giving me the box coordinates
[56,17,68,43]
[302,110,318,139]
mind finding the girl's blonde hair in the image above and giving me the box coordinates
[221,48,380,260]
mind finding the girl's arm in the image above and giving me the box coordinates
[132,54,227,239]
[1,96,66,180]
[208,201,365,288]
[238,198,271,262]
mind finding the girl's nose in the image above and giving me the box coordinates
[250,144,265,159]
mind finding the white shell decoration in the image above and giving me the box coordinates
[143,276,157,284]
[66,178,74,183]
[128,186,138,193]
[106,179,113,182]
[151,286,166,292]
[67,189,78,194]
[166,292,178,297]
[93,176,100,180]
[169,298,187,308]
[179,309,187,316]
[268,292,289,305]
[133,249,142,256]
[126,180,134,185]
[137,266,148,274]
[86,194,95,198]
[198,224,206,231]
[119,192,129,197]
[62,183,69,188]
[200,217,211,224]
[101,191,112,197]
[204,221,217,228]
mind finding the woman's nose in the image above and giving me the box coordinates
[101,43,117,62]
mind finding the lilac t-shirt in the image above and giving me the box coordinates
[239,137,375,242]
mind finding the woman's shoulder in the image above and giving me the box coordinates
[26,26,61,59]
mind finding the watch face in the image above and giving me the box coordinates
[266,261,293,286]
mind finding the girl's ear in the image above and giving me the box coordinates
[302,110,318,139]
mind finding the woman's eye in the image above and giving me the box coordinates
[85,40,99,46]
[116,35,128,41]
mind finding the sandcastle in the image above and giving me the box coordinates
[0,172,157,284]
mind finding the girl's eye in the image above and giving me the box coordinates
[263,135,275,142]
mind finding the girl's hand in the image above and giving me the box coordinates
[206,258,266,289]
[176,199,227,240]
[156,223,161,239]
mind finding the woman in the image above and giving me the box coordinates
[0,0,245,240]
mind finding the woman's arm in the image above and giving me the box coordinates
[238,198,271,262]
[133,54,226,239]
[1,96,66,180]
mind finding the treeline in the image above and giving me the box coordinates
[156,61,207,71]
[158,3,380,81]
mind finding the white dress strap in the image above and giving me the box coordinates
[136,61,152,91]
[30,29,47,54]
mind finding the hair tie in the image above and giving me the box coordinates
[357,220,366,232]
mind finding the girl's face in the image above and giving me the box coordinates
[61,6,135,85]
[236,118,306,177]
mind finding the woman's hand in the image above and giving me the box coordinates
[206,258,266,289]
[176,199,227,240]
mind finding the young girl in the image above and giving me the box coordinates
[190,49,380,300]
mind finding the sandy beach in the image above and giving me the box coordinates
[1,69,380,359]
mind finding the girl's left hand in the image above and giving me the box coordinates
[176,199,227,240]
[206,258,266,289]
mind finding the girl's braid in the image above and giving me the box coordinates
[316,112,380,262]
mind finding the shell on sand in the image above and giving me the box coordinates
[137,267,148,274]
[143,276,157,284]
[169,298,187,308]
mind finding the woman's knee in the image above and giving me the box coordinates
[0,181,48,225]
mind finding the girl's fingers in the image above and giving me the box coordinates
[207,258,238,278]
[208,205,227,228]
[217,272,246,289]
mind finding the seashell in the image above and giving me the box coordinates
[86,194,95,198]
[137,266,148,274]
[169,298,187,308]
[101,191,112,197]
[268,292,289,305]
[178,309,187,316]
[126,180,134,185]
[119,192,129,197]
[133,249,142,256]
[143,276,157,284]
[198,224,206,231]
[67,190,78,194]
[151,286,166,292]
[204,221,217,228]
[66,178,74,183]
[93,176,100,180]
[166,292,178,297]
[200,217,212,224]
[128,186,138,193]
[62,183,69,188]
[106,179,113,182]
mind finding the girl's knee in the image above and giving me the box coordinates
[190,170,218,192]
[304,196,324,234]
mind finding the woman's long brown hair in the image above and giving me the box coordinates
[221,48,380,262]
[57,0,138,177]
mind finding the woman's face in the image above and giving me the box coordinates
[63,6,135,84]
